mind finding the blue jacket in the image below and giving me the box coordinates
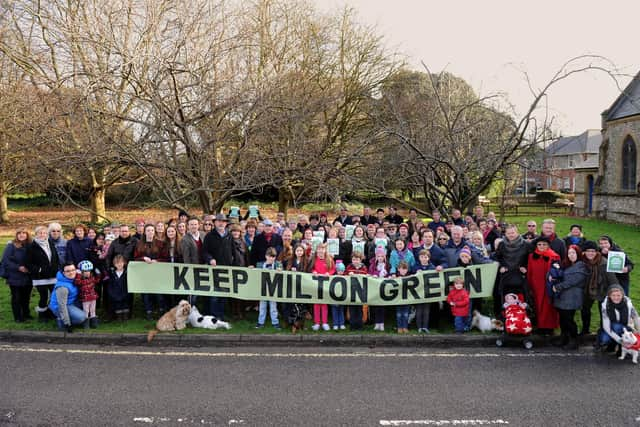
[66,237,92,266]
[49,271,79,313]
[389,249,416,274]
[412,244,448,269]
[1,242,31,286]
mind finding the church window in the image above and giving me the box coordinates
[622,136,637,191]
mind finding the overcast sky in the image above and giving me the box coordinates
[315,0,639,136]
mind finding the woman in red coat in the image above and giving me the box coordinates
[527,237,560,333]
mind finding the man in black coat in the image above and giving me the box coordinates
[249,219,283,266]
[203,213,233,319]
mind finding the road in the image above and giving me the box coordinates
[1,342,639,426]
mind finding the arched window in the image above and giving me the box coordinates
[622,136,637,191]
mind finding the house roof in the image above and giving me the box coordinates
[603,71,640,122]
[546,129,602,156]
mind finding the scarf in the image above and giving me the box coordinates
[606,297,629,326]
[35,238,52,261]
[584,253,602,300]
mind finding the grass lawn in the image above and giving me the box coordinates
[1,214,637,335]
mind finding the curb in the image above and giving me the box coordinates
[0,330,597,348]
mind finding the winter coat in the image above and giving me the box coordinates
[66,237,92,266]
[494,236,530,272]
[584,258,619,302]
[181,233,203,265]
[26,240,59,285]
[545,233,567,261]
[601,296,640,343]
[106,236,138,267]
[74,274,100,302]
[231,238,249,267]
[49,236,67,265]
[412,244,448,269]
[133,239,168,262]
[249,232,282,266]
[552,261,588,310]
[107,269,128,303]
[389,249,416,274]
[444,240,486,268]
[527,247,560,329]
[345,263,368,276]
[447,287,470,317]
[1,242,31,286]
[49,271,79,313]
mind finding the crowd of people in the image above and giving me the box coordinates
[1,205,639,353]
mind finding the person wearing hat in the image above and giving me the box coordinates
[563,224,586,249]
[598,284,640,352]
[526,236,561,334]
[397,223,410,243]
[202,213,233,319]
[580,240,619,338]
[249,218,283,268]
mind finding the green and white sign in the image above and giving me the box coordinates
[128,261,499,306]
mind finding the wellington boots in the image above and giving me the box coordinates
[89,317,99,329]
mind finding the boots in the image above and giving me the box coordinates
[89,317,99,329]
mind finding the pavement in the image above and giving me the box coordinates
[0,329,597,348]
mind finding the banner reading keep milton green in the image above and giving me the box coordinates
[128,261,498,306]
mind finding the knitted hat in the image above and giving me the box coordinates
[459,247,472,258]
[399,223,409,230]
[375,246,386,256]
[582,240,598,252]
[607,284,624,296]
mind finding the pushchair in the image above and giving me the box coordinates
[495,270,534,349]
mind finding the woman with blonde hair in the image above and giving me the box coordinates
[26,225,60,322]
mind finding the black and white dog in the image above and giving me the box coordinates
[188,305,231,330]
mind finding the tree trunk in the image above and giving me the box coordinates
[89,187,107,224]
[0,182,9,223]
[278,187,291,217]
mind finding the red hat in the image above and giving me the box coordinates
[399,223,409,229]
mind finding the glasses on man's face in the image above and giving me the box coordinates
[63,268,76,273]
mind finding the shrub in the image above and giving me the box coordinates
[535,190,562,204]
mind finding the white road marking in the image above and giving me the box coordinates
[133,417,219,424]
[380,420,509,426]
[0,344,590,358]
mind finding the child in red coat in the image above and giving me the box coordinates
[447,276,470,333]
[75,260,101,328]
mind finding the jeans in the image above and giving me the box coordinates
[258,300,279,326]
[396,305,409,329]
[53,304,87,329]
[454,316,467,333]
[331,305,345,327]
[599,322,625,346]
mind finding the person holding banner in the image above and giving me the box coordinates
[369,246,390,331]
[345,251,368,330]
[308,243,336,331]
[255,247,282,330]
[389,238,416,275]
[134,224,168,320]
[203,214,233,319]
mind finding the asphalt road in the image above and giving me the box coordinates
[1,342,639,426]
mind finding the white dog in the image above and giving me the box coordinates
[188,305,231,330]
[471,310,504,333]
[619,329,640,364]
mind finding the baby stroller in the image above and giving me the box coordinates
[495,270,534,349]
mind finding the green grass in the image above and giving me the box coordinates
[1,215,638,335]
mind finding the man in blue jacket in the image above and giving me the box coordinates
[49,263,88,332]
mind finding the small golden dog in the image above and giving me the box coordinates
[147,300,191,342]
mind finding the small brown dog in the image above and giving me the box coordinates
[147,300,191,342]
[288,304,312,334]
